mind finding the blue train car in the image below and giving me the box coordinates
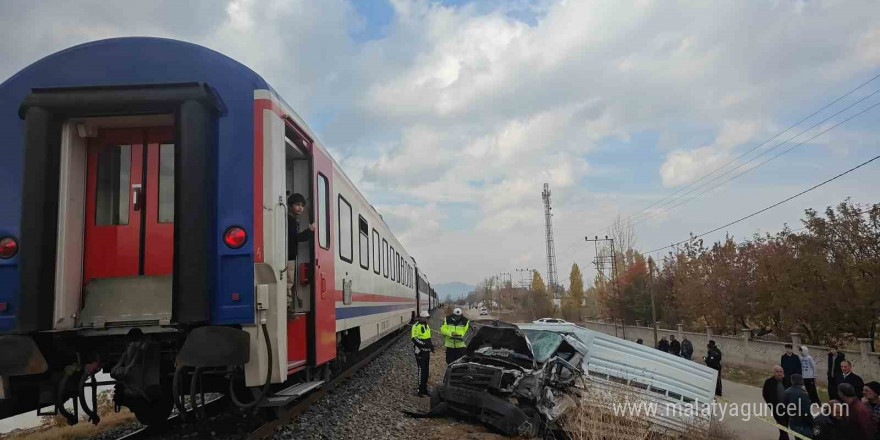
[0,38,435,425]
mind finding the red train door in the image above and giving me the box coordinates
[143,127,175,275]
[83,127,174,283]
[312,147,336,365]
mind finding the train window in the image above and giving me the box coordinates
[158,143,174,223]
[397,252,401,284]
[372,230,380,275]
[95,144,131,225]
[317,174,329,249]
[338,196,353,263]
[382,239,388,278]
[358,216,369,270]
[390,246,395,281]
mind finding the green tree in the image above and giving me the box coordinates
[563,263,584,321]
[530,270,553,319]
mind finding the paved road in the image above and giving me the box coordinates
[464,308,497,320]
[718,379,781,439]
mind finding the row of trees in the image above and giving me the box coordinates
[466,198,875,346]
[580,199,879,346]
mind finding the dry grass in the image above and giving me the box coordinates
[558,381,740,440]
[720,365,768,389]
[3,410,136,440]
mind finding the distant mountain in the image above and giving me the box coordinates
[433,282,475,300]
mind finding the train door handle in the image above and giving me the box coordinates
[132,184,143,212]
[320,272,326,298]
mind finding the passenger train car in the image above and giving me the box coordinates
[0,37,438,424]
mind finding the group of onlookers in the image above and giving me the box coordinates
[650,334,695,360]
[763,344,879,439]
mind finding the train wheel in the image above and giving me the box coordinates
[130,388,173,426]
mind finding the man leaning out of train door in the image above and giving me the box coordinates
[441,308,469,365]
[411,311,434,396]
[288,193,315,310]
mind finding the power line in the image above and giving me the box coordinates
[615,72,880,227]
[631,91,880,226]
[633,98,880,227]
[645,207,871,255]
[644,153,880,254]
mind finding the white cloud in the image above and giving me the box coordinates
[1,0,878,286]
[659,119,760,187]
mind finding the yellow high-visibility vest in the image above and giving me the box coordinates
[411,322,431,340]
[440,316,469,348]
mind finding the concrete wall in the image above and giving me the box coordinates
[582,320,879,385]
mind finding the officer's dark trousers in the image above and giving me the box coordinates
[446,347,465,365]
[714,367,723,396]
[415,354,430,394]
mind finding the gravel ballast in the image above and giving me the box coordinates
[275,314,444,440]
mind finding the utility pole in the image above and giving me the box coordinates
[585,235,624,340]
[542,184,560,303]
[648,257,657,348]
[516,268,533,289]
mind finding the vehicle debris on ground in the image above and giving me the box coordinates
[426,319,719,438]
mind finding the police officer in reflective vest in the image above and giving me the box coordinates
[441,307,469,364]
[411,310,434,396]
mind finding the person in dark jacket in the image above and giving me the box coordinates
[781,343,802,389]
[863,381,880,433]
[762,366,790,440]
[680,337,694,360]
[828,347,846,400]
[784,374,813,438]
[287,193,315,261]
[812,400,860,440]
[704,340,722,396]
[839,383,875,439]
[668,335,681,356]
[287,193,314,311]
[657,336,669,352]
[837,360,865,399]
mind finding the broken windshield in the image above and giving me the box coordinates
[522,329,564,363]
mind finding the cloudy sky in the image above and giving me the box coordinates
[2,0,878,288]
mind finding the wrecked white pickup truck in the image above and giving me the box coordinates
[429,320,587,436]
[429,320,718,437]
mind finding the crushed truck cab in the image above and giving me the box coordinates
[431,320,587,437]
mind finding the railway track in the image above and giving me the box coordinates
[110,326,408,440]
[247,327,407,440]
[114,395,229,440]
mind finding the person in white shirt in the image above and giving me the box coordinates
[798,345,821,404]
